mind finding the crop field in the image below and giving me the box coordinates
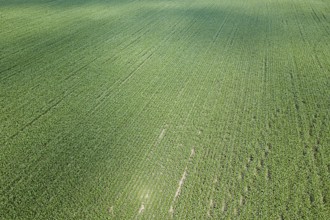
[0,0,329,219]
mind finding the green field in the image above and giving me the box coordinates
[0,0,329,219]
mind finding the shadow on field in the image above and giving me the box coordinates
[1,0,303,49]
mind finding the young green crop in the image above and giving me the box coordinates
[0,0,329,219]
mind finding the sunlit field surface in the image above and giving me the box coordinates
[0,0,329,219]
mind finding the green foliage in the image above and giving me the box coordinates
[0,0,329,219]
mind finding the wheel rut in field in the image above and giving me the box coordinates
[4,90,74,144]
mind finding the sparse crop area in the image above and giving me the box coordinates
[0,0,329,219]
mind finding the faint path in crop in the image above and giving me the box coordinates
[117,4,228,214]
[169,148,195,217]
